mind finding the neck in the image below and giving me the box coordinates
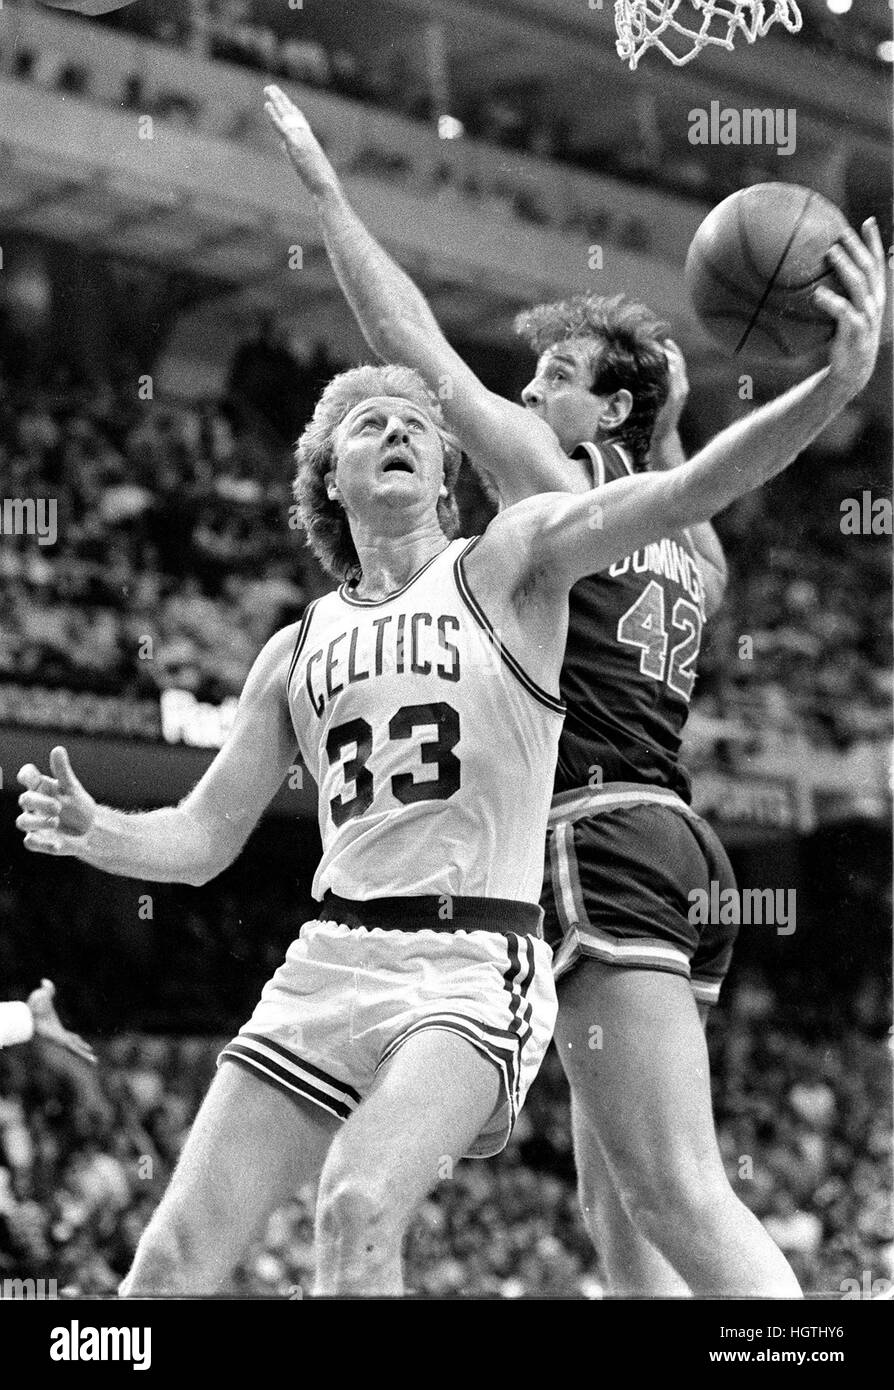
[350,518,449,600]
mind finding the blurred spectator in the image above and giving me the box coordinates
[0,355,336,704]
[0,965,889,1295]
[225,318,313,444]
[0,340,890,756]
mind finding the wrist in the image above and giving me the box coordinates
[823,366,859,414]
[78,803,113,864]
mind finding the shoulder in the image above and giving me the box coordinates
[247,605,328,693]
[464,494,572,605]
[266,615,314,663]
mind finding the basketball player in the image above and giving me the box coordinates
[0,980,96,1064]
[17,268,882,1292]
[263,83,886,1296]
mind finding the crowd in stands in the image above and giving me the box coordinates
[0,348,332,706]
[0,962,889,1296]
[695,433,892,752]
[0,336,890,753]
[2,0,888,1307]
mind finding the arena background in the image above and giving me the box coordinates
[0,0,890,1297]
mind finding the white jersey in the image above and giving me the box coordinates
[287,537,565,905]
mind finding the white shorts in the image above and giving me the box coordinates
[218,918,557,1158]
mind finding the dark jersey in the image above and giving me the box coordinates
[555,441,707,802]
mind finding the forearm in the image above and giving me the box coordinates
[683,521,727,583]
[651,427,727,598]
[664,367,851,529]
[76,805,228,886]
[312,183,440,365]
[537,366,854,587]
[268,89,577,501]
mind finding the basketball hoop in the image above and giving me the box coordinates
[614,0,803,70]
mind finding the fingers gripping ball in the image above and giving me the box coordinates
[685,183,852,361]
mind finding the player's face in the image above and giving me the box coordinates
[329,396,446,521]
[521,342,605,452]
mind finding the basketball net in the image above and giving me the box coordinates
[614,0,802,69]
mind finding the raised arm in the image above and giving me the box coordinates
[491,220,886,595]
[263,86,577,506]
[650,341,727,617]
[16,625,300,886]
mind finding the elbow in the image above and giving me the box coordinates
[375,311,427,364]
[644,473,693,536]
[364,318,392,358]
[366,313,403,359]
[186,842,241,887]
[185,862,221,888]
[667,482,714,535]
[176,805,244,887]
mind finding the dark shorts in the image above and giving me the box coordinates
[541,784,739,1006]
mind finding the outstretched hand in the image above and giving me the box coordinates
[652,338,690,444]
[264,84,338,198]
[816,217,888,399]
[16,746,97,857]
[27,979,97,1068]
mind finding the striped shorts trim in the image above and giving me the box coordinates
[549,818,712,996]
[548,781,695,828]
[219,1032,361,1123]
[501,931,536,1100]
[378,1010,523,1129]
[217,924,551,1158]
[375,932,538,1120]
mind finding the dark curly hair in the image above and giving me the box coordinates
[293,364,462,583]
[514,293,670,470]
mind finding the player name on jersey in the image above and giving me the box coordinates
[555,442,708,801]
[609,535,706,617]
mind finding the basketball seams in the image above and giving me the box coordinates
[734,197,769,289]
[734,188,817,354]
[775,265,838,294]
[692,249,756,302]
[687,183,847,361]
[700,309,790,354]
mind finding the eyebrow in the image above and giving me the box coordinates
[545,354,578,370]
[348,403,429,427]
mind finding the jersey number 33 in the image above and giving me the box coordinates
[327,701,461,826]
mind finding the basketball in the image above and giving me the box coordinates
[684,183,853,361]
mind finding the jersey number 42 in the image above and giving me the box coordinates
[617,580,702,702]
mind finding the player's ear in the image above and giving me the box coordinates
[598,389,633,431]
[324,465,340,503]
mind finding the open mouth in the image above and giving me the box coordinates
[382,453,414,474]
